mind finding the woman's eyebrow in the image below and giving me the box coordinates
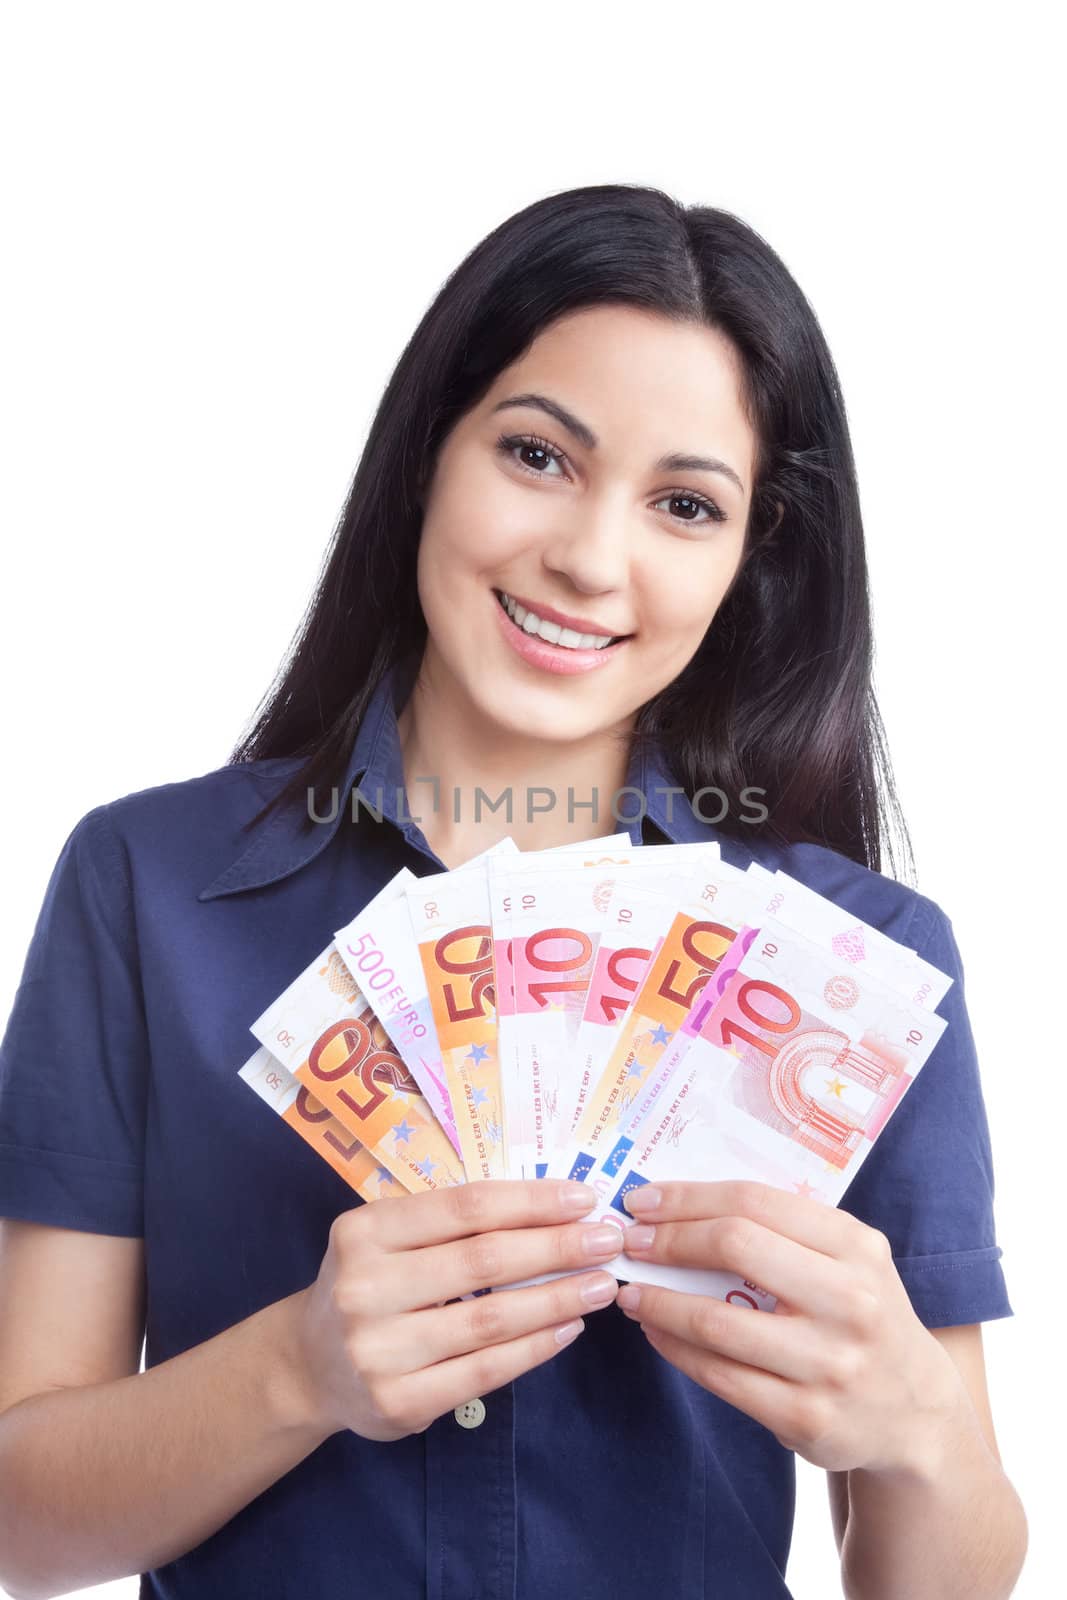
[489,390,746,495]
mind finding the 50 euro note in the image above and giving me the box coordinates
[549,847,740,1184]
[407,856,511,1181]
[238,1046,497,1307]
[249,940,466,1193]
[408,833,628,1183]
[332,837,532,1167]
[596,917,952,1304]
[546,841,725,1175]
[584,864,776,1192]
[238,1044,406,1202]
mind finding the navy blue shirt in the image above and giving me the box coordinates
[0,657,1012,1598]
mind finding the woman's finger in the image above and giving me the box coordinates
[622,1213,850,1320]
[381,1313,591,1432]
[373,1215,626,1314]
[623,1180,865,1261]
[616,1281,826,1382]
[363,1270,620,1375]
[359,1177,597,1253]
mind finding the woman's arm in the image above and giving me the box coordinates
[836,1324,1028,1600]
[0,1179,621,1600]
[0,1219,331,1600]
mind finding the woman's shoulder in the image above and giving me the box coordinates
[102,754,303,820]
[59,756,308,900]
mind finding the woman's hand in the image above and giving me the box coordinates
[616,1179,968,1474]
[293,1179,623,1442]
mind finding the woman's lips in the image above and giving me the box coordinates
[492,589,630,676]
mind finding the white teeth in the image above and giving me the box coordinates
[498,591,619,650]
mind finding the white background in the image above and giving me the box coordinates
[1,3,1061,1596]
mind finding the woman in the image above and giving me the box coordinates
[0,184,1026,1598]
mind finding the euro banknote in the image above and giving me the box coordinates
[249,937,466,1192]
[237,837,953,1309]
[238,1044,406,1202]
[592,916,950,1302]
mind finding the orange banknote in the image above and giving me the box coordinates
[238,1044,405,1202]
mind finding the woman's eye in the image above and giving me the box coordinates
[495,432,566,477]
[494,432,727,526]
[651,492,727,526]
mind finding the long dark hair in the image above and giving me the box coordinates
[228,183,913,882]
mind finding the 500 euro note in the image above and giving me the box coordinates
[334,867,461,1157]
[332,838,529,1166]
[746,864,953,1009]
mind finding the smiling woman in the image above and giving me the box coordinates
[406,308,756,775]
[226,184,904,877]
[0,182,1023,1600]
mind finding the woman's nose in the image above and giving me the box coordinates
[538,497,633,596]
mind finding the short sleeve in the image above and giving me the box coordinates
[0,804,147,1236]
[837,897,1013,1328]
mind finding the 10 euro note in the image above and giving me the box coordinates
[552,848,739,1183]
[583,864,771,1195]
[492,848,631,1180]
[249,940,466,1193]
[597,916,951,1304]
[555,847,714,1157]
[487,832,635,1178]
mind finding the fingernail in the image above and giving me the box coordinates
[617,1284,642,1312]
[581,1224,625,1256]
[559,1183,596,1211]
[624,1185,662,1213]
[579,1273,618,1307]
[555,1318,585,1345]
[624,1224,656,1251]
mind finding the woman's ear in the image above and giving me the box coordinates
[745,496,784,560]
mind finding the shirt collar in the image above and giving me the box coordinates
[198,654,712,900]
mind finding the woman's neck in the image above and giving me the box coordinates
[394,663,635,869]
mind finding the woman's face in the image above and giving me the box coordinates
[415,304,757,746]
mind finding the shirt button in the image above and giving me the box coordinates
[453,1397,486,1429]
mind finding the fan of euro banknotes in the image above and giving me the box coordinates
[237,831,952,1310]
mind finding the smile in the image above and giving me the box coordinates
[494,590,625,651]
